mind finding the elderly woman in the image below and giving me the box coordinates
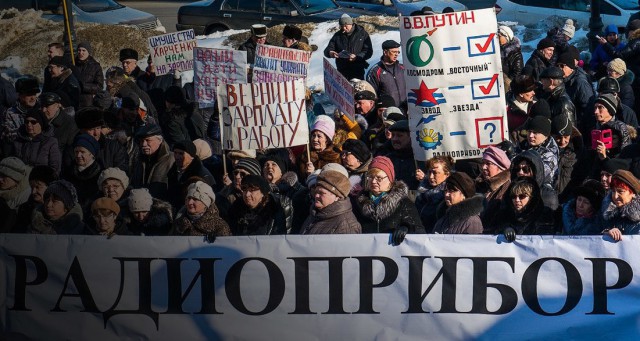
[65,133,103,206]
[415,155,454,232]
[298,115,340,177]
[97,167,130,205]
[563,180,605,235]
[171,181,231,236]
[354,156,425,244]
[28,180,86,234]
[340,139,372,197]
[432,172,483,234]
[603,170,640,241]
[12,109,61,174]
[302,167,361,234]
[85,197,129,237]
[124,188,173,236]
[229,175,287,235]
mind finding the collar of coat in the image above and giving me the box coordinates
[435,194,484,225]
[603,192,640,223]
[358,180,409,220]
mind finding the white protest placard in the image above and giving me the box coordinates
[399,9,509,161]
[253,44,311,83]
[193,47,247,108]
[217,78,308,150]
[147,29,197,76]
[323,57,355,119]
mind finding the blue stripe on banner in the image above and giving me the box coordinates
[448,86,465,90]
[443,46,461,51]
[450,131,466,136]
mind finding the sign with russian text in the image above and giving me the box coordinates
[399,9,509,161]
[217,78,308,150]
[253,44,311,83]
[1,234,639,340]
[147,29,197,76]
[323,57,355,119]
[193,47,247,108]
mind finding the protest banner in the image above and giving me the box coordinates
[147,29,197,76]
[399,9,509,161]
[193,47,247,108]
[217,78,308,150]
[253,44,311,83]
[1,234,639,340]
[323,57,355,119]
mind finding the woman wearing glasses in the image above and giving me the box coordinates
[228,175,287,236]
[509,150,559,211]
[354,156,424,245]
[602,170,640,241]
[12,108,61,174]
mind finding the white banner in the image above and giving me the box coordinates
[147,29,197,76]
[1,234,639,340]
[323,57,355,120]
[193,47,247,108]
[400,9,509,161]
[253,44,311,83]
[217,78,308,150]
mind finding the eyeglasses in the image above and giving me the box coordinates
[386,50,401,55]
[516,165,532,173]
[511,194,528,200]
[367,175,388,183]
[25,119,39,125]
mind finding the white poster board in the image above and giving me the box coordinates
[147,29,197,76]
[193,47,247,108]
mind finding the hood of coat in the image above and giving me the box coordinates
[618,69,635,86]
[31,203,84,234]
[501,36,521,57]
[603,192,640,223]
[435,194,484,226]
[511,149,545,187]
[358,180,409,220]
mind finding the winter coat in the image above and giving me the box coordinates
[416,181,446,232]
[501,36,524,81]
[562,198,603,235]
[523,49,553,81]
[110,79,158,120]
[162,103,205,147]
[602,29,640,112]
[355,181,425,234]
[0,76,17,117]
[323,24,373,80]
[384,147,419,190]
[124,198,173,236]
[1,102,29,144]
[301,197,362,234]
[130,141,176,200]
[65,161,102,207]
[297,146,341,180]
[541,83,577,124]
[291,186,312,234]
[617,70,636,110]
[167,157,215,209]
[506,93,533,137]
[171,203,231,237]
[0,198,18,233]
[478,169,511,228]
[49,107,78,154]
[12,127,61,174]
[432,195,484,234]
[238,37,261,65]
[590,39,625,78]
[602,193,640,235]
[519,135,559,187]
[50,69,81,110]
[229,194,287,235]
[511,150,559,211]
[73,56,104,108]
[564,68,595,124]
[83,217,130,237]
[556,127,583,196]
[366,58,407,110]
[27,203,86,235]
[269,171,301,233]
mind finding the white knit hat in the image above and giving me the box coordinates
[498,25,514,42]
[128,188,153,212]
[97,167,129,189]
[186,181,215,208]
[562,19,575,39]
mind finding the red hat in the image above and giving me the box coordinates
[369,156,395,182]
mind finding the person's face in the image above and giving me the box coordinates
[601,171,612,190]
[19,94,39,108]
[282,37,295,47]
[314,186,338,210]
[141,136,162,155]
[243,187,264,209]
[355,99,375,115]
[383,48,400,63]
[594,103,613,124]
[482,160,501,179]
[185,196,207,215]
[542,47,554,60]
[528,130,547,147]
[47,46,63,60]
[233,169,250,191]
[541,78,555,92]
[557,62,573,78]
[575,195,594,217]
[517,90,536,103]
[25,117,42,137]
[340,23,353,34]
[607,68,622,79]
[428,163,448,187]
[253,35,267,44]
[121,59,137,75]
[83,126,102,140]
[74,146,94,167]
[498,34,508,46]
[0,175,17,190]
[606,32,618,44]
[311,130,328,152]
[511,192,530,212]
[102,179,125,201]
[341,151,361,171]
[444,185,465,207]
[553,135,571,149]
[48,64,64,77]
[174,149,194,171]
[41,102,61,120]
[391,131,411,150]
[263,160,283,184]
[29,180,47,203]
[44,196,67,221]
[515,161,533,178]
[612,186,635,207]
[367,171,391,196]
[133,211,150,223]
[77,47,89,61]
[93,211,117,234]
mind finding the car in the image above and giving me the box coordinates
[495,0,640,31]
[1,0,165,32]
[336,0,467,16]
[176,0,380,35]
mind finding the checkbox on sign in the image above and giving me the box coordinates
[467,33,496,56]
[471,74,500,99]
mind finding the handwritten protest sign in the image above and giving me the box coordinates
[400,9,508,161]
[147,29,197,76]
[217,79,308,150]
[193,47,247,108]
[323,58,355,119]
[253,45,311,83]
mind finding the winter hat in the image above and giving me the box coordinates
[312,116,336,141]
[369,156,395,182]
[282,25,303,40]
[321,163,349,179]
[607,58,627,75]
[227,149,256,160]
[77,42,92,55]
[482,146,511,170]
[24,109,48,131]
[612,170,640,194]
[342,139,371,163]
[0,157,30,182]
[128,188,153,212]
[251,24,267,38]
[75,107,105,130]
[446,172,476,198]
[498,25,514,42]
[44,180,78,210]
[557,52,576,69]
[97,167,129,189]
[529,99,551,119]
[39,92,62,106]
[511,74,536,94]
[597,77,620,94]
[119,48,138,61]
[121,93,140,110]
[73,133,100,157]
[15,76,40,95]
[339,13,353,26]
[381,40,401,50]
[28,165,57,185]
[604,24,618,35]
[595,93,618,116]
[540,66,564,79]
[354,90,376,101]
[105,66,126,82]
[552,113,572,136]
[193,139,213,160]
[262,154,287,173]
[628,19,640,32]
[164,85,186,106]
[91,197,120,216]
[48,56,68,68]
[562,19,575,39]
[316,170,351,199]
[602,158,630,174]
[574,179,606,212]
[383,107,406,126]
[526,116,552,136]
[306,169,321,187]
[537,37,555,50]
[377,94,396,109]
[352,80,376,96]
[235,158,262,176]
[135,124,163,139]
[388,119,409,132]
[241,174,271,195]
[186,181,215,208]
[174,140,197,158]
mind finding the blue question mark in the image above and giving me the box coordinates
[484,123,496,143]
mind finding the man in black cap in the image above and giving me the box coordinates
[324,14,373,80]
[539,66,576,124]
[47,56,81,110]
[523,37,555,82]
[130,124,175,200]
[40,92,77,154]
[167,139,215,208]
[366,40,407,113]
[557,52,594,126]
[120,48,143,80]
[239,24,269,65]
[1,76,40,147]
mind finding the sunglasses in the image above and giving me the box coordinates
[25,119,40,125]
[516,165,532,173]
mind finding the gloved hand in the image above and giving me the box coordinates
[392,226,409,246]
[504,227,516,242]
[205,233,216,244]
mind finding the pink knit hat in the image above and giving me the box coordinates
[312,116,335,141]
[369,156,395,182]
[482,146,511,170]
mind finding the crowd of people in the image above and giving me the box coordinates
[1,10,640,243]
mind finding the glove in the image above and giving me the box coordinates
[392,226,409,246]
[205,233,217,244]
[504,227,516,242]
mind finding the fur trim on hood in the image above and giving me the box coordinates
[603,193,640,224]
[435,194,484,226]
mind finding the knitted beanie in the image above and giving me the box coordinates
[77,42,92,55]
[44,180,78,210]
[595,93,618,116]
[537,37,555,50]
[561,19,575,39]
[128,188,154,212]
[312,116,336,141]
[574,179,605,212]
[369,156,395,182]
[235,158,262,176]
[193,139,213,160]
[173,140,197,158]
[321,163,349,179]
[0,157,30,182]
[339,13,353,26]
[529,99,551,119]
[262,154,287,173]
[186,181,215,208]
[607,58,627,75]
[316,170,351,199]
[498,25,514,42]
[342,139,371,163]
[527,116,552,136]
[446,172,476,198]
[97,167,129,189]
[482,146,511,170]
[73,133,100,157]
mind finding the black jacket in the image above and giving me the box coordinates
[167,157,215,209]
[617,70,636,110]
[523,49,552,82]
[49,107,78,154]
[541,83,577,124]
[50,69,81,110]
[564,68,594,124]
[73,56,104,108]
[238,37,260,65]
[161,103,205,147]
[228,194,287,235]
[124,198,173,236]
[501,37,524,81]
[355,181,425,234]
[323,24,373,79]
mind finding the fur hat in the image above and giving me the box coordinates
[251,24,267,38]
[282,25,303,40]
[612,170,640,194]
[186,181,215,208]
[77,42,92,55]
[312,116,336,141]
[527,116,552,136]
[370,156,395,182]
[597,77,620,94]
[607,58,627,75]
[164,85,186,106]
[540,66,564,79]
[557,52,576,69]
[227,149,256,160]
[28,165,57,185]
[574,179,606,212]
[446,172,476,198]
[354,90,376,101]
[193,139,213,160]
[498,25,514,42]
[482,146,511,170]
[174,140,197,158]
[339,13,353,26]
[25,109,49,131]
[15,76,40,95]
[241,174,271,195]
[595,93,618,116]
[73,133,100,157]
[0,157,30,182]
[552,114,572,136]
[511,75,536,94]
[91,197,120,216]
[529,99,551,119]
[44,180,78,210]
[75,107,105,130]
[562,19,575,39]
[235,158,262,176]
[316,170,350,199]
[97,167,129,189]
[128,188,153,212]
[537,37,555,50]
[342,139,371,163]
[119,48,138,61]
[321,163,349,179]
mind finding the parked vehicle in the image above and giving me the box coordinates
[337,0,467,16]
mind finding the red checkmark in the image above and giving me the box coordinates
[474,33,495,53]
[479,74,498,95]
